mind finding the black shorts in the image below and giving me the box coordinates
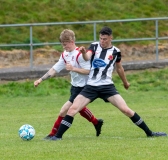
[69,86,84,103]
[79,84,119,102]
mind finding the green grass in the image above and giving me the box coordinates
[0,78,70,97]
[0,67,168,159]
[0,0,168,47]
[1,92,168,160]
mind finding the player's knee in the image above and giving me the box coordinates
[59,111,66,117]
[67,106,78,116]
[59,108,68,117]
[121,108,134,117]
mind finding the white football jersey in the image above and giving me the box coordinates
[87,42,121,86]
[53,47,91,87]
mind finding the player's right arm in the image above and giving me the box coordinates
[34,53,66,87]
[34,67,56,87]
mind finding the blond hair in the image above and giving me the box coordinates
[59,29,76,42]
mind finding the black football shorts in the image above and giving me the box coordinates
[79,84,119,102]
[69,85,84,103]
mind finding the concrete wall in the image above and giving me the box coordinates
[0,60,168,81]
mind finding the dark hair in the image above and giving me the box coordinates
[99,26,112,35]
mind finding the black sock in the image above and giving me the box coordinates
[130,112,152,136]
[55,115,74,138]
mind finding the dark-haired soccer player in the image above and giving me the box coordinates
[51,26,167,140]
[34,29,103,139]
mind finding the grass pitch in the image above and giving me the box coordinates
[0,68,168,160]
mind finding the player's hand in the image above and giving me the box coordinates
[34,79,42,87]
[66,63,74,71]
[123,82,130,90]
[79,46,86,54]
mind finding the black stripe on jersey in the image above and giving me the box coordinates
[92,68,99,79]
[101,59,114,79]
[90,44,98,68]
[92,48,108,79]
[90,44,98,79]
[101,48,118,79]
[99,49,107,60]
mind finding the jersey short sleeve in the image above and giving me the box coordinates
[88,43,98,54]
[52,54,65,73]
[116,51,121,63]
[77,54,91,70]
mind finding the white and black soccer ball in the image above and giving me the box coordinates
[18,124,35,141]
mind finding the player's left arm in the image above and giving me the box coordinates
[66,63,90,75]
[115,62,130,90]
[65,54,90,75]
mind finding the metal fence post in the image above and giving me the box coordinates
[30,26,33,69]
[93,23,97,41]
[155,20,159,62]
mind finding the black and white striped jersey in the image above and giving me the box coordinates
[87,42,121,86]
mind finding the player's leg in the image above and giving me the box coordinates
[71,86,103,136]
[79,107,103,136]
[43,101,72,140]
[108,94,134,117]
[79,107,98,124]
[51,94,90,140]
[70,86,97,124]
[108,94,167,137]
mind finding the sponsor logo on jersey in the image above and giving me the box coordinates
[92,58,107,68]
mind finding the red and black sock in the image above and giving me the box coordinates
[55,115,74,138]
[49,116,64,136]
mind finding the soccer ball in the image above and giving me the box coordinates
[18,124,35,141]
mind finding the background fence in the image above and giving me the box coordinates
[0,17,168,69]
